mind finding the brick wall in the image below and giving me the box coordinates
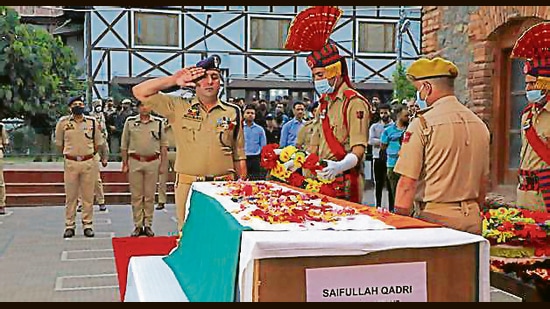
[422,6,550,124]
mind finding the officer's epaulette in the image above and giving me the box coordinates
[151,115,163,122]
[126,115,139,121]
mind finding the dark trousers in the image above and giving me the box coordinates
[246,155,264,181]
[373,158,393,208]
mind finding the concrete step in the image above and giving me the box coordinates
[5,182,175,194]
[4,170,131,183]
[5,192,175,207]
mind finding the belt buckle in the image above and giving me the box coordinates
[197,176,205,182]
[76,156,82,161]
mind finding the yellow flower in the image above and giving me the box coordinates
[305,178,322,193]
[293,151,307,168]
[280,146,298,162]
[270,161,292,180]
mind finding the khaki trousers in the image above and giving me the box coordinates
[64,159,98,230]
[129,157,160,228]
[157,152,176,204]
[174,174,192,233]
[415,200,482,235]
[78,154,105,205]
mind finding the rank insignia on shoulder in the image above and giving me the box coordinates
[402,131,413,144]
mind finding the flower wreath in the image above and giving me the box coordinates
[260,144,341,196]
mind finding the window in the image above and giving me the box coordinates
[358,21,396,53]
[249,17,291,51]
[134,12,180,48]
[508,58,526,169]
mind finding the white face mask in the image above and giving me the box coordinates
[526,89,546,103]
[415,84,428,110]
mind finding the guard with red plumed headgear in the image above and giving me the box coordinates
[511,22,550,213]
[284,6,372,203]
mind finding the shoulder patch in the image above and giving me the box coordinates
[402,131,413,144]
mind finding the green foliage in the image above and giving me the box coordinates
[392,63,417,104]
[0,6,83,119]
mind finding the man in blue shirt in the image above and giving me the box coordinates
[368,104,393,208]
[279,101,305,147]
[381,106,409,212]
[243,105,267,180]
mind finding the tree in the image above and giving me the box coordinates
[0,6,84,120]
[392,63,417,105]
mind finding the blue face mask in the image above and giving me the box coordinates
[526,90,545,103]
[314,79,335,95]
[416,87,428,110]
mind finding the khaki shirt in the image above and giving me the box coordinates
[142,94,246,176]
[163,119,176,149]
[55,115,104,157]
[296,119,318,151]
[394,96,490,203]
[519,102,550,171]
[310,83,370,160]
[0,122,7,159]
[121,115,168,156]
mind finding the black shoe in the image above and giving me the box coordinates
[83,228,95,238]
[131,227,142,237]
[99,204,107,212]
[63,229,75,238]
[156,203,165,210]
[143,226,155,237]
[0,207,5,215]
[77,205,82,212]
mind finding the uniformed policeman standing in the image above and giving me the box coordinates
[156,118,176,210]
[284,6,371,204]
[78,99,108,212]
[55,96,105,238]
[132,55,247,232]
[393,57,491,235]
[510,22,550,213]
[0,121,8,215]
[121,101,168,237]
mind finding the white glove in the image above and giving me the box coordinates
[316,153,359,181]
[274,148,283,155]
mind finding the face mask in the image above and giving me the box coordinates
[416,85,428,110]
[526,90,545,103]
[314,79,334,95]
[71,106,84,115]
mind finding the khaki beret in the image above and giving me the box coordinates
[406,57,459,81]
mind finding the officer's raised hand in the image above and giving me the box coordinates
[173,66,206,88]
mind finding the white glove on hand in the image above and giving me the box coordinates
[316,153,359,182]
[274,148,283,155]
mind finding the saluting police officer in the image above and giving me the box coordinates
[156,118,176,210]
[55,96,105,238]
[393,58,491,235]
[121,101,168,237]
[0,121,8,215]
[132,55,247,233]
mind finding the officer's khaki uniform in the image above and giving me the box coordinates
[79,111,109,206]
[296,119,318,179]
[158,120,176,205]
[121,115,167,229]
[394,96,490,234]
[310,83,370,202]
[516,102,550,211]
[55,115,104,230]
[142,94,246,230]
[0,123,8,209]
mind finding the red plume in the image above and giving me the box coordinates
[511,22,550,60]
[284,6,343,52]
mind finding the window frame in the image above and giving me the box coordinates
[131,10,182,50]
[355,18,398,56]
[247,14,294,54]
